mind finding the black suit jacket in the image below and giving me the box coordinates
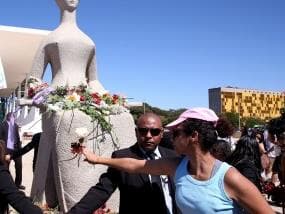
[68,143,181,214]
[0,121,21,151]
[0,164,42,214]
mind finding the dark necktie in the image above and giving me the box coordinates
[146,152,163,189]
[147,152,171,214]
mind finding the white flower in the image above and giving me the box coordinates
[75,127,89,138]
[48,104,62,112]
[100,101,108,108]
[102,109,111,115]
[28,83,37,89]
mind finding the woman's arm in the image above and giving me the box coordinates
[9,140,36,160]
[83,148,180,177]
[258,142,266,154]
[281,154,285,184]
[224,167,274,214]
[272,155,281,185]
[86,49,106,94]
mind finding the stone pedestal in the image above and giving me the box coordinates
[31,109,136,213]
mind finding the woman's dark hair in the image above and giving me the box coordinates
[251,129,264,142]
[227,136,260,168]
[267,115,285,141]
[210,139,232,161]
[0,140,5,165]
[241,126,249,137]
[215,118,234,138]
[181,118,217,152]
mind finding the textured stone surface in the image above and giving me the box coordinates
[31,110,136,212]
[29,0,106,94]
[28,1,136,212]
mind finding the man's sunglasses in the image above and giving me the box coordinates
[137,128,162,136]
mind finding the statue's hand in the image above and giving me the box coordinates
[17,98,34,106]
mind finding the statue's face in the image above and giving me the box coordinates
[56,0,79,11]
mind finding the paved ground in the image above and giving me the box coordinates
[9,142,283,213]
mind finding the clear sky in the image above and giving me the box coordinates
[1,0,285,110]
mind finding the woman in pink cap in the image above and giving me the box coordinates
[79,107,273,214]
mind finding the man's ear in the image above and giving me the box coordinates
[135,128,139,138]
[160,128,164,137]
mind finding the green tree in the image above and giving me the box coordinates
[129,103,186,126]
[242,117,265,128]
[280,107,285,117]
[220,112,239,129]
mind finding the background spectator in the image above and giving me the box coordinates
[0,112,24,190]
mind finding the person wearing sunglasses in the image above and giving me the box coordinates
[79,107,274,214]
[68,113,181,214]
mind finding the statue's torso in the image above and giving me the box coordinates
[45,26,96,87]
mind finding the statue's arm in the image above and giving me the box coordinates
[30,42,49,80]
[86,48,97,82]
[86,48,106,94]
[18,42,49,104]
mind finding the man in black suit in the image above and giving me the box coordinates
[68,113,181,214]
[6,132,41,172]
[0,112,24,190]
[0,142,42,214]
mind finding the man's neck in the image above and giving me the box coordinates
[138,145,158,154]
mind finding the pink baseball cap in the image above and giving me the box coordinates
[166,107,219,128]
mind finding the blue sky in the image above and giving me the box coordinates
[1,0,285,110]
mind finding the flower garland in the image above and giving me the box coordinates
[27,77,128,149]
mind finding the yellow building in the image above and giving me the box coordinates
[209,87,285,121]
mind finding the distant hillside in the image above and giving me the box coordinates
[129,103,186,126]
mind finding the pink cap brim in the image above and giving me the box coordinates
[165,117,187,129]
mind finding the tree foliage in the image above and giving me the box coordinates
[220,111,266,129]
[129,103,186,126]
[220,112,239,128]
[242,117,265,128]
[281,107,285,117]
[130,103,269,129]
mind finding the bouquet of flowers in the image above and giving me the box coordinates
[46,84,127,132]
[27,77,50,99]
[26,77,128,148]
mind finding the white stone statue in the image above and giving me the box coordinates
[29,0,136,212]
[30,0,105,94]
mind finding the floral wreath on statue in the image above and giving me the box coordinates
[27,77,128,161]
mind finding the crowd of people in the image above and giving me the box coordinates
[0,107,284,213]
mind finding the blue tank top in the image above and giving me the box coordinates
[174,157,239,214]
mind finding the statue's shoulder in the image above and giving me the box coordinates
[36,31,58,48]
[78,29,95,47]
[42,27,95,48]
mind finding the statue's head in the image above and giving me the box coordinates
[56,0,79,12]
